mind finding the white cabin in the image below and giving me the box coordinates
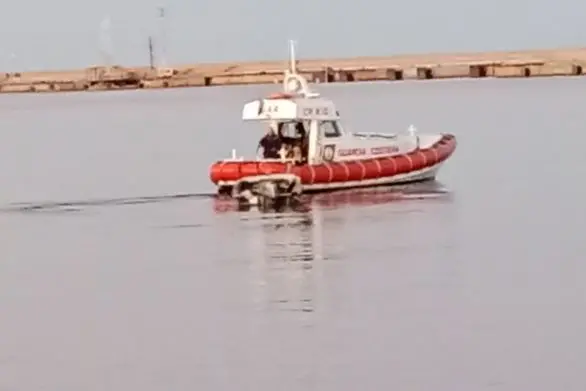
[236,41,441,165]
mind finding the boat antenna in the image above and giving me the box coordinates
[408,124,420,149]
[282,40,318,97]
[288,39,296,74]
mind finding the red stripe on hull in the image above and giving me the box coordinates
[361,160,381,180]
[331,163,350,182]
[209,134,457,185]
[378,157,397,177]
[346,162,364,182]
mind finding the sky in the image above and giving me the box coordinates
[0,0,582,71]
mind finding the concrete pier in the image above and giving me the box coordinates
[2,47,586,94]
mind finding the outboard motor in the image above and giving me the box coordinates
[232,174,303,212]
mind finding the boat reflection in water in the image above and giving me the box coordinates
[243,211,318,315]
[213,180,452,315]
[212,180,451,214]
[306,180,450,209]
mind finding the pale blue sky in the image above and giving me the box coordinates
[0,0,582,71]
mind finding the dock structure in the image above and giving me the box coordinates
[2,47,586,94]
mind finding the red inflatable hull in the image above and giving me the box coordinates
[210,134,456,187]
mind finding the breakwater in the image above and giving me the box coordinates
[2,47,586,93]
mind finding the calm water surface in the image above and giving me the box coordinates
[1,77,585,390]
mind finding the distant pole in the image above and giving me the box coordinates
[99,16,113,69]
[148,36,155,69]
[1,51,18,73]
[157,6,167,67]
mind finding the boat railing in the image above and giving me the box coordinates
[352,132,398,139]
[221,149,244,161]
[221,150,303,163]
[222,153,299,163]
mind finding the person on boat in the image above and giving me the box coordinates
[278,143,293,160]
[292,122,308,163]
[277,129,299,163]
[294,122,306,139]
[279,142,304,165]
[257,121,282,159]
[273,122,295,160]
[277,122,296,145]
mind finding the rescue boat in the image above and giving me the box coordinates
[209,41,457,197]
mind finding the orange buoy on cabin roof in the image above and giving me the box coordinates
[266,92,295,99]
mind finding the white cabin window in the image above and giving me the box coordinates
[321,121,341,138]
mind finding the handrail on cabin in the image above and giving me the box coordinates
[352,132,398,139]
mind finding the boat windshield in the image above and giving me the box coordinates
[277,120,310,139]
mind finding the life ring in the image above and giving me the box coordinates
[322,144,335,161]
[267,92,294,99]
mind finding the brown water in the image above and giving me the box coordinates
[1,77,585,390]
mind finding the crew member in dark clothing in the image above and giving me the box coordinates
[257,123,282,159]
[293,122,308,163]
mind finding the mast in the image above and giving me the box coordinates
[288,39,296,74]
[282,40,317,97]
